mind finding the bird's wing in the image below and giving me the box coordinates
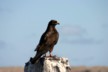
[34,32,50,51]
[35,31,59,51]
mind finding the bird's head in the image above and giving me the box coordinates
[49,20,59,26]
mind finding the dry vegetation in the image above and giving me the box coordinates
[0,66,108,72]
[71,66,108,72]
[0,67,23,72]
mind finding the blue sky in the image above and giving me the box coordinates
[0,0,108,66]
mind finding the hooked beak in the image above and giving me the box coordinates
[57,22,60,25]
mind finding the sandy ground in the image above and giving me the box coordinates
[0,66,108,72]
[71,66,108,72]
[0,67,24,72]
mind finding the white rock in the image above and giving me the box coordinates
[24,56,71,72]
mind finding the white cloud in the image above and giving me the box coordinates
[59,25,103,44]
[61,37,103,45]
[59,25,86,36]
[0,40,6,49]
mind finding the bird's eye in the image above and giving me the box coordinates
[54,21,57,24]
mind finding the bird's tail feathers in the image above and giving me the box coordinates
[31,52,42,64]
[34,45,41,51]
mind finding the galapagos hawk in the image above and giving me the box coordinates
[31,20,59,64]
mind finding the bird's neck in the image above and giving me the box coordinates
[46,25,56,32]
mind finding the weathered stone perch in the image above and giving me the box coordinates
[24,56,71,72]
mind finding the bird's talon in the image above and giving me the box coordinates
[49,54,52,57]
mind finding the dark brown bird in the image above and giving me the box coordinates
[31,20,59,64]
